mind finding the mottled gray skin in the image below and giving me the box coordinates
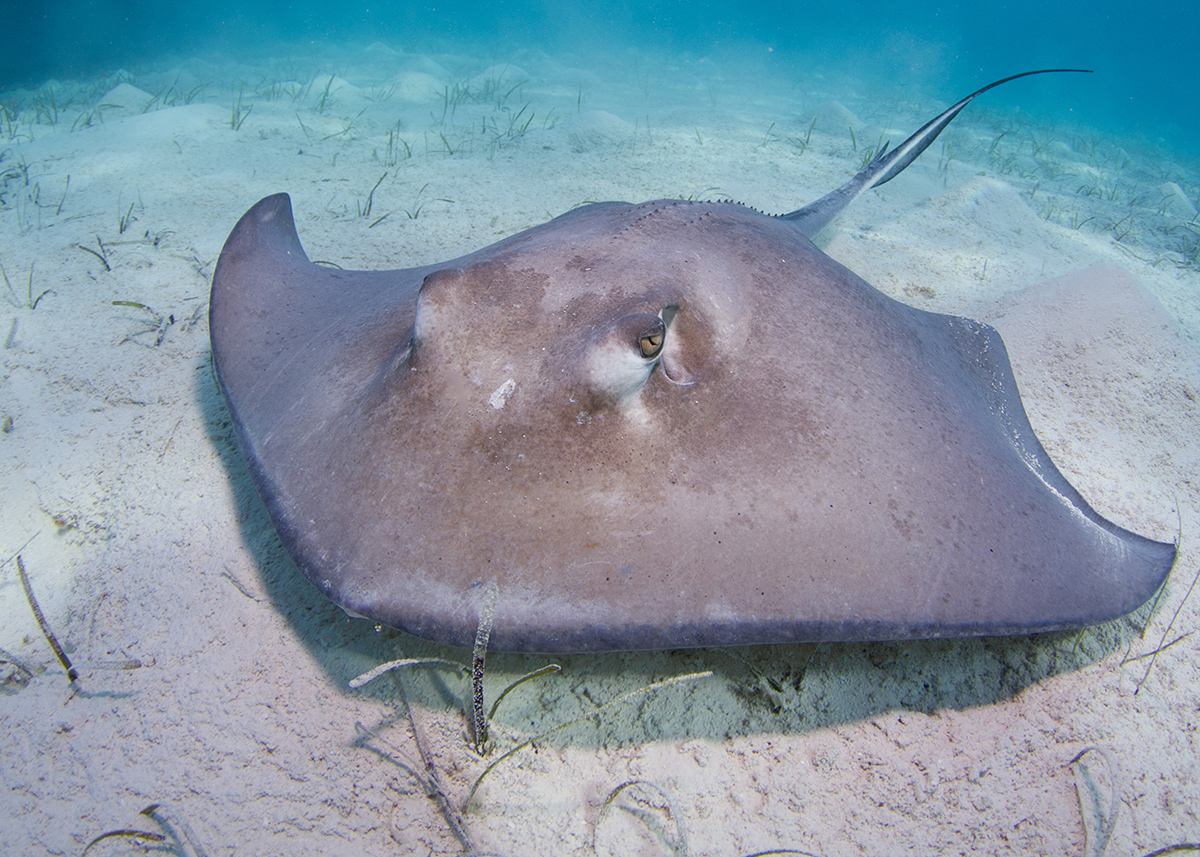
[210,73,1174,653]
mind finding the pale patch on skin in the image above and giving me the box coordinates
[488,378,516,410]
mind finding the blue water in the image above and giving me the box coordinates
[4,0,1197,154]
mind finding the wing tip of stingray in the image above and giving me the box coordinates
[214,193,305,275]
[1139,533,1179,599]
[210,192,309,350]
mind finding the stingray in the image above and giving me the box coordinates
[210,69,1175,652]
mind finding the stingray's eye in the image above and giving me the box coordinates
[639,324,665,359]
[584,312,669,405]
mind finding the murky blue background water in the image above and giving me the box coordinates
[5,0,1197,153]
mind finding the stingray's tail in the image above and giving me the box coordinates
[782,68,1093,239]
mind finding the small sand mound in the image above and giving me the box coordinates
[555,110,633,152]
[800,100,867,133]
[472,64,530,89]
[388,71,443,102]
[401,55,450,78]
[95,83,153,118]
[926,176,1034,232]
[310,75,361,105]
[1158,182,1197,218]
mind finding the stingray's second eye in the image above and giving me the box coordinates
[639,324,665,359]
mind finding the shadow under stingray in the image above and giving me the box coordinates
[197,345,1158,749]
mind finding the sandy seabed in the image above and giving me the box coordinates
[1,41,1199,856]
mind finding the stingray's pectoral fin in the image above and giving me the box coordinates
[782,68,1094,238]
[932,312,1177,628]
[212,192,438,502]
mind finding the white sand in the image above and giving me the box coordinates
[1,43,1198,856]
